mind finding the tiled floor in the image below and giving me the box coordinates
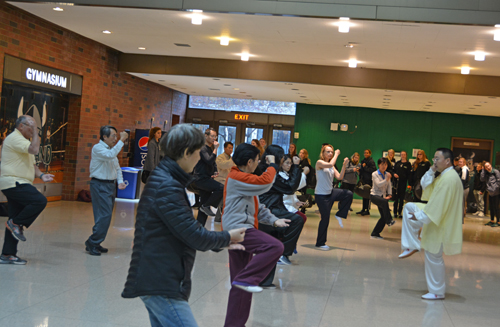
[0,199,499,327]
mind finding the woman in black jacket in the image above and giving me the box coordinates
[393,150,412,218]
[410,150,431,202]
[357,149,376,216]
[122,124,245,327]
[142,127,162,183]
[257,145,305,287]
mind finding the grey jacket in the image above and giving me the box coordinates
[480,169,500,196]
[343,160,361,185]
[222,164,279,231]
[143,139,160,172]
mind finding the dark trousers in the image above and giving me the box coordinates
[393,181,407,216]
[88,179,116,246]
[362,181,372,212]
[224,228,283,327]
[196,178,224,226]
[489,194,500,222]
[315,189,353,247]
[2,183,47,256]
[370,194,392,236]
[259,212,305,286]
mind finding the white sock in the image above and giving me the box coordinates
[336,216,344,228]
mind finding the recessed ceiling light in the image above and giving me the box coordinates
[344,44,354,48]
[241,53,250,61]
[338,17,350,33]
[233,88,239,90]
[348,59,357,68]
[383,98,391,100]
[208,88,220,91]
[384,95,391,97]
[494,25,500,41]
[158,80,165,82]
[300,96,307,98]
[428,101,436,103]
[138,47,146,50]
[213,78,220,80]
[474,104,481,107]
[339,95,347,97]
[224,84,231,86]
[102,30,112,34]
[285,83,293,85]
[474,51,486,61]
[220,36,230,46]
[479,101,488,103]
[461,66,470,75]
[469,107,476,109]
[385,90,393,92]
[240,92,246,94]
[53,7,64,12]
[488,96,497,99]
[191,9,203,25]
[291,88,299,91]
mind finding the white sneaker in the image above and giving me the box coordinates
[232,283,263,293]
[421,292,445,300]
[315,245,330,251]
[336,216,344,228]
[399,249,419,259]
[472,212,479,216]
[478,212,484,217]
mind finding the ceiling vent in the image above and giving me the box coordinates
[174,43,191,47]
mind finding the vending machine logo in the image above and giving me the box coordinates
[138,137,149,152]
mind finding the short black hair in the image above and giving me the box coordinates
[378,157,389,166]
[204,127,216,135]
[100,125,117,141]
[263,145,285,164]
[232,143,260,166]
[160,124,205,161]
[224,141,233,148]
[437,148,454,162]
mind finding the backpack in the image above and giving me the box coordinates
[77,189,92,202]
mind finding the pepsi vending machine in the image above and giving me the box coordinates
[133,129,150,168]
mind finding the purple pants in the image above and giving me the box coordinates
[224,228,284,327]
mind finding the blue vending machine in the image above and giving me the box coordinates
[133,129,150,168]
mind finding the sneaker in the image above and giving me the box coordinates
[6,219,26,242]
[472,212,479,216]
[387,219,396,227]
[492,223,499,227]
[485,221,494,226]
[199,205,216,217]
[232,282,263,293]
[361,211,370,216]
[356,210,365,215]
[260,284,277,290]
[421,292,445,300]
[0,254,27,265]
[371,235,384,240]
[478,212,484,217]
[399,249,419,259]
[277,255,292,265]
[315,245,330,251]
[335,216,344,228]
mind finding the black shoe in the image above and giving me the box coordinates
[97,246,108,253]
[0,254,27,265]
[387,219,396,226]
[85,240,101,256]
[361,211,370,216]
[356,210,365,215]
[6,219,26,242]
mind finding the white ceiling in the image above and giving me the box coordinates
[9,2,500,116]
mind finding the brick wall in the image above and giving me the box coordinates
[0,3,187,200]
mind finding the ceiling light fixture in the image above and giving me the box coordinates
[461,66,470,74]
[53,7,64,11]
[220,36,230,46]
[102,30,112,34]
[191,9,203,25]
[338,17,350,33]
[241,53,250,61]
[138,47,146,50]
[474,51,486,61]
[348,59,357,68]
[495,24,500,41]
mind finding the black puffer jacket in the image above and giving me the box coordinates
[258,164,302,212]
[122,157,231,301]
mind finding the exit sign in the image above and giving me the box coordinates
[235,114,249,120]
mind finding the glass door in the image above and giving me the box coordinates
[217,125,237,155]
[272,129,292,154]
[245,126,264,144]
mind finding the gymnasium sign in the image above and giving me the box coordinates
[235,114,249,120]
[3,55,82,95]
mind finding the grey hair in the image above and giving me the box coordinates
[15,116,30,128]
[160,124,205,161]
[100,125,117,141]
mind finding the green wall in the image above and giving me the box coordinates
[294,104,499,167]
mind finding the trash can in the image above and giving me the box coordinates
[117,167,141,199]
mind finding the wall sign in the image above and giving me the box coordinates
[235,114,249,120]
[3,55,82,95]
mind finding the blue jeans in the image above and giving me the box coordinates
[140,296,198,327]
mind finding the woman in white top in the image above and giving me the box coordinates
[370,157,396,239]
[314,144,352,250]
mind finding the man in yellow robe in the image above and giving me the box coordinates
[399,148,463,300]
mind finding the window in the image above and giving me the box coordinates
[189,96,296,115]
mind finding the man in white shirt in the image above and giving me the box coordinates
[0,115,54,265]
[214,142,235,222]
[85,125,128,256]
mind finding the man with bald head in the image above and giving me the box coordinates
[0,115,54,265]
